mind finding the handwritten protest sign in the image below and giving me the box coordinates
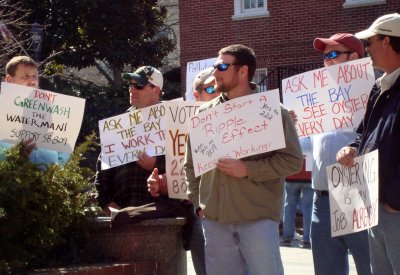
[0,82,85,153]
[327,150,379,237]
[99,103,166,170]
[282,57,375,137]
[188,89,285,177]
[164,100,202,199]
[185,57,216,101]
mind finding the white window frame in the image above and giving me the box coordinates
[343,0,386,8]
[232,0,269,21]
[252,68,268,92]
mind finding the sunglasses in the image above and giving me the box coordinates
[322,51,353,60]
[213,63,240,72]
[364,36,384,48]
[203,86,216,94]
[129,82,155,90]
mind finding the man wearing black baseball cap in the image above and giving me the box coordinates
[122,66,164,109]
[95,65,166,216]
[337,13,400,274]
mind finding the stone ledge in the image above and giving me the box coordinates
[29,261,157,275]
[95,216,187,229]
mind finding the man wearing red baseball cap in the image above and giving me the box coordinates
[304,33,372,275]
[314,33,365,66]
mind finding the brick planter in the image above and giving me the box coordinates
[83,217,187,275]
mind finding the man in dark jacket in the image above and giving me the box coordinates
[94,66,165,216]
[337,13,400,274]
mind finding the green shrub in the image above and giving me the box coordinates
[0,134,98,274]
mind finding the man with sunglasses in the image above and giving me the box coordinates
[147,67,220,199]
[306,33,372,275]
[146,67,220,275]
[184,44,303,275]
[337,13,400,275]
[192,67,219,102]
[94,66,167,216]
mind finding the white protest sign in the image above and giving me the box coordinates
[0,82,85,153]
[327,149,379,237]
[185,57,216,101]
[188,89,285,177]
[99,103,166,170]
[164,100,202,199]
[282,57,375,137]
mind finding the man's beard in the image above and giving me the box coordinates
[216,81,235,93]
[215,83,227,93]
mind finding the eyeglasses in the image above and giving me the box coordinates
[129,82,155,90]
[203,86,216,94]
[213,63,240,72]
[322,51,353,60]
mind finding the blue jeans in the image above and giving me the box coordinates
[369,203,400,275]
[311,191,371,275]
[202,218,283,275]
[282,181,313,242]
[191,214,206,275]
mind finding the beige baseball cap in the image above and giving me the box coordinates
[355,13,400,39]
[193,67,215,92]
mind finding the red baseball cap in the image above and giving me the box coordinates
[313,33,365,58]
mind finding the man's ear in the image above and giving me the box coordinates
[5,74,13,83]
[239,65,249,78]
[153,86,162,97]
[382,36,391,49]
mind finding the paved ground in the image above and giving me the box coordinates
[186,238,357,275]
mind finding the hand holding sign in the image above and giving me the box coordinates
[216,158,249,178]
[22,137,36,157]
[147,168,161,197]
[137,150,157,171]
[336,146,358,167]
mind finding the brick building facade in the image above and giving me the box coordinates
[179,0,400,93]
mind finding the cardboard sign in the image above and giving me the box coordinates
[185,57,216,101]
[164,100,202,199]
[99,103,166,170]
[327,150,379,237]
[282,58,375,137]
[188,89,285,177]
[0,82,85,153]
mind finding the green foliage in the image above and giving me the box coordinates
[43,61,65,76]
[0,134,98,273]
[23,0,174,83]
[0,1,33,74]
[41,75,129,139]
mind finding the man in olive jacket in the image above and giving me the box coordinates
[184,44,303,275]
